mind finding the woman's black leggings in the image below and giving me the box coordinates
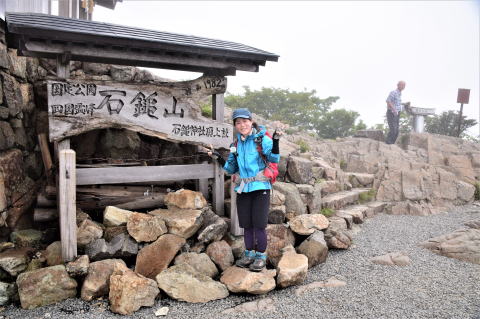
[236,189,270,252]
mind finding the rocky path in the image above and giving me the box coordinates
[2,205,479,319]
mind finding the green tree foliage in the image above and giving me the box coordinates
[425,111,477,138]
[225,86,338,130]
[315,109,365,139]
[225,87,365,138]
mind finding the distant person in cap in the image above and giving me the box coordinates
[385,81,406,144]
[208,108,281,272]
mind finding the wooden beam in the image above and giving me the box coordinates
[58,149,77,262]
[26,41,255,73]
[76,163,215,185]
[212,94,225,216]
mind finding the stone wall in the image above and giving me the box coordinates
[0,25,43,236]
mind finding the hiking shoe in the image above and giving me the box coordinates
[249,252,267,272]
[235,250,255,268]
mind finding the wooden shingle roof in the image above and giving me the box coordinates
[5,12,279,75]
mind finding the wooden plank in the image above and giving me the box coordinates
[229,180,243,236]
[37,133,53,179]
[36,193,56,207]
[76,163,215,185]
[116,194,165,210]
[212,94,225,216]
[59,149,77,262]
[34,208,59,223]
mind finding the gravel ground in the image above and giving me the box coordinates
[1,204,479,319]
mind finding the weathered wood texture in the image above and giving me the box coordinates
[37,133,53,179]
[58,149,77,262]
[42,185,167,211]
[212,94,225,216]
[229,180,243,236]
[47,76,232,149]
[76,163,214,185]
[33,208,59,223]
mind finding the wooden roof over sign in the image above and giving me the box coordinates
[5,12,279,76]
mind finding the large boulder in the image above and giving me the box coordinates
[206,240,234,271]
[81,259,128,301]
[156,263,228,303]
[135,234,186,279]
[266,224,296,267]
[17,265,77,309]
[276,246,308,288]
[220,266,276,295]
[288,214,329,235]
[109,266,159,315]
[273,182,306,219]
[324,217,352,250]
[420,228,480,264]
[296,231,328,268]
[287,156,313,184]
[149,207,203,239]
[174,252,218,278]
[164,189,207,209]
[127,212,167,243]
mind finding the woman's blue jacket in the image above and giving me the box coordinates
[223,126,280,193]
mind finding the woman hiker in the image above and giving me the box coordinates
[208,108,281,272]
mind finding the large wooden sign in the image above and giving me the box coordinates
[47,76,231,148]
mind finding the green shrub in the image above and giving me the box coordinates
[285,128,296,135]
[201,103,212,117]
[340,159,347,170]
[359,189,376,203]
[475,182,480,200]
[297,139,310,153]
[320,208,335,217]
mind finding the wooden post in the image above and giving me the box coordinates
[229,180,243,236]
[212,94,225,216]
[56,55,70,80]
[197,145,209,200]
[58,149,77,262]
[38,134,53,180]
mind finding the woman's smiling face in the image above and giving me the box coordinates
[234,118,253,136]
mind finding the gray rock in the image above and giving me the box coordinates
[17,265,77,309]
[0,106,9,119]
[66,255,89,277]
[197,208,228,244]
[268,205,286,224]
[0,121,15,151]
[85,233,138,261]
[370,252,411,266]
[156,263,228,303]
[273,182,307,219]
[287,156,313,184]
[0,281,17,305]
[296,231,329,268]
[110,65,136,82]
[0,248,31,276]
[174,252,219,278]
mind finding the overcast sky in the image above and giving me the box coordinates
[91,1,480,137]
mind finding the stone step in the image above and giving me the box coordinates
[321,188,372,210]
[345,172,375,188]
[318,180,342,195]
[334,201,387,226]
